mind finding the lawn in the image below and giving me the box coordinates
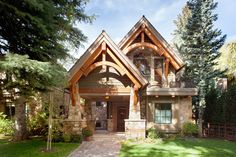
[0,136,79,157]
[119,138,236,157]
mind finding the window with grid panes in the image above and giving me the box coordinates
[155,103,172,124]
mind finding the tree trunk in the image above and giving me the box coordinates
[198,106,203,137]
[14,96,28,141]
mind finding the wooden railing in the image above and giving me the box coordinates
[202,123,236,141]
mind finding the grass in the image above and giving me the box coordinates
[0,135,79,157]
[119,138,236,157]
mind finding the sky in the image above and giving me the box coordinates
[71,0,236,60]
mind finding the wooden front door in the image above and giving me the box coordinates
[117,106,128,132]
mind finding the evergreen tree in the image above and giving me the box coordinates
[173,5,191,50]
[174,0,226,136]
[0,0,93,141]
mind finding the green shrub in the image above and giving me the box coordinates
[182,122,198,136]
[62,133,83,143]
[82,126,93,137]
[71,134,83,143]
[28,112,48,136]
[63,133,71,142]
[0,112,14,135]
[52,120,64,142]
[147,127,159,139]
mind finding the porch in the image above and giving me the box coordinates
[65,91,146,139]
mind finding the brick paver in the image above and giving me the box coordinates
[68,131,125,157]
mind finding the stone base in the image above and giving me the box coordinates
[124,119,146,139]
[63,119,87,134]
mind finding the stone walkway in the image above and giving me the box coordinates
[68,131,125,157]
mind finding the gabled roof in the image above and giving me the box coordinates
[118,15,184,70]
[69,31,148,88]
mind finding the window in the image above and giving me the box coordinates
[133,52,151,81]
[155,103,172,124]
[154,58,164,83]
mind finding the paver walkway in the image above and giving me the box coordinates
[68,131,125,157]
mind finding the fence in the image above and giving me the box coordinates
[202,123,236,141]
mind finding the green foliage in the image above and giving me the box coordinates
[182,122,198,136]
[120,138,236,157]
[0,0,93,141]
[204,84,236,123]
[82,126,93,137]
[0,112,14,135]
[173,5,191,49]
[63,133,71,143]
[146,127,165,139]
[62,133,83,143]
[0,138,79,157]
[173,0,226,131]
[147,127,158,139]
[0,54,67,95]
[0,0,94,60]
[52,120,64,142]
[216,41,236,80]
[27,112,48,136]
[204,85,223,123]
[71,134,83,143]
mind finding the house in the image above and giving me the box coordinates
[64,16,197,138]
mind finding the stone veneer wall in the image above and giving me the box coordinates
[146,96,192,133]
[125,119,146,138]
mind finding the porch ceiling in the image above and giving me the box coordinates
[81,95,129,102]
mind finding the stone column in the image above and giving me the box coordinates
[125,85,146,139]
[64,83,82,134]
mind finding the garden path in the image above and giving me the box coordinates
[68,131,125,157]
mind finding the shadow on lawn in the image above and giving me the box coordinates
[119,138,236,157]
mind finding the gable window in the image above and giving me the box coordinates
[155,103,172,124]
[154,58,165,85]
[133,52,151,81]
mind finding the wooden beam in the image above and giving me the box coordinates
[133,88,138,111]
[79,87,131,94]
[123,42,160,55]
[141,32,144,43]
[106,48,141,88]
[82,44,103,71]
[83,61,126,76]
[70,83,78,106]
[120,28,142,50]
[101,41,106,51]
[144,28,181,70]
[69,45,103,84]
[102,51,106,70]
[165,58,170,78]
[69,70,84,85]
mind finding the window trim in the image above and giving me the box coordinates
[154,103,172,124]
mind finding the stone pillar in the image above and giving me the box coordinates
[125,85,146,139]
[63,83,82,134]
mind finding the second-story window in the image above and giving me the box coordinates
[154,58,165,83]
[133,53,151,81]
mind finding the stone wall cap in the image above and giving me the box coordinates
[124,119,146,122]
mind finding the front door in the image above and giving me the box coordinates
[117,106,128,132]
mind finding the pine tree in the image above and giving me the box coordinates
[173,5,191,50]
[174,0,226,136]
[0,0,93,141]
